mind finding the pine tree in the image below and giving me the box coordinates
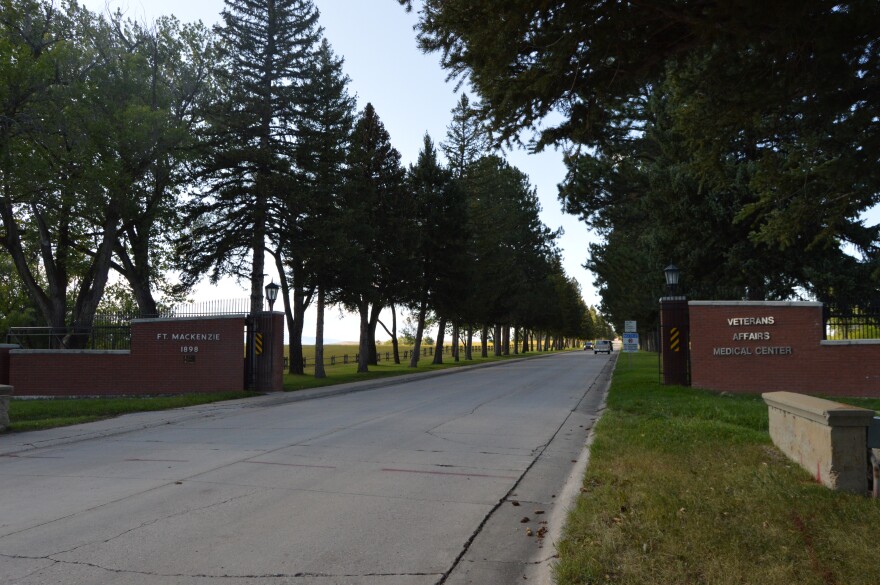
[182,0,321,315]
[337,103,410,373]
[279,37,355,376]
[441,93,491,178]
[406,133,467,367]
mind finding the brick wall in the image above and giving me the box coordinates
[10,316,248,396]
[689,301,880,397]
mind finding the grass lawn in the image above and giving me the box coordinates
[554,351,880,585]
[285,342,502,365]
[6,392,261,433]
[282,347,551,391]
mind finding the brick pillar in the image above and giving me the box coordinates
[253,312,284,392]
[660,297,690,386]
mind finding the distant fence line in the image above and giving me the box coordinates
[283,344,503,369]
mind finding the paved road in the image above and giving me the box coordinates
[0,351,612,585]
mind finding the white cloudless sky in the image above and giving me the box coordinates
[79,0,601,341]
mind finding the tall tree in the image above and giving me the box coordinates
[104,13,213,316]
[180,0,321,315]
[1,2,171,344]
[338,103,410,373]
[406,133,467,367]
[278,37,355,376]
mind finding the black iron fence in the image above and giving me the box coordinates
[5,299,254,350]
[823,303,880,340]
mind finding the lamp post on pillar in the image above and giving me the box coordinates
[265,281,280,312]
[660,264,690,386]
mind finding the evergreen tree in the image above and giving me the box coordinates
[181,0,321,315]
[441,93,491,178]
[406,133,468,367]
[337,103,410,373]
[277,37,355,376]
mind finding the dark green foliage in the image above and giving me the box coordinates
[181,0,322,315]
[1,2,211,341]
[279,37,355,375]
[337,103,411,372]
[400,0,880,313]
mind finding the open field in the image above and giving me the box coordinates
[554,351,880,585]
[284,342,501,366]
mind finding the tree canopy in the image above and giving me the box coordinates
[400,0,880,323]
[1,0,599,363]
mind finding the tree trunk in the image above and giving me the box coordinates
[289,283,307,375]
[378,304,401,364]
[357,300,370,373]
[368,303,382,365]
[466,326,473,360]
[502,325,509,355]
[115,237,159,317]
[249,203,266,317]
[452,322,460,362]
[432,317,446,365]
[275,256,297,375]
[522,329,529,354]
[409,298,428,368]
[481,324,489,357]
[391,306,400,364]
[314,286,326,379]
[68,207,120,348]
[494,324,502,356]
[513,326,519,355]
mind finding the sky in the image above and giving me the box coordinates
[79,0,602,342]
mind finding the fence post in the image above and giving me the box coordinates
[344,354,348,364]
[331,356,336,366]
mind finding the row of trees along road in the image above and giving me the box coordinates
[0,0,604,373]
[398,0,880,335]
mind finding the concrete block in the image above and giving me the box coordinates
[0,384,12,431]
[764,391,875,493]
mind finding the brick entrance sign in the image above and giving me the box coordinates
[3,314,284,396]
[689,301,880,397]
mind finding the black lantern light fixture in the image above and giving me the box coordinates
[265,280,280,312]
[664,264,680,295]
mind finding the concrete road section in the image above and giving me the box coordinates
[0,351,613,584]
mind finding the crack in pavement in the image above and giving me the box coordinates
[0,553,444,580]
[433,353,603,585]
[48,493,255,558]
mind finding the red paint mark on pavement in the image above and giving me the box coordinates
[245,461,336,469]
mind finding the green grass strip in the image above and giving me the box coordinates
[554,351,880,585]
[6,392,259,433]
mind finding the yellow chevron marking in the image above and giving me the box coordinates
[670,328,680,352]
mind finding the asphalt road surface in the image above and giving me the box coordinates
[0,351,613,585]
